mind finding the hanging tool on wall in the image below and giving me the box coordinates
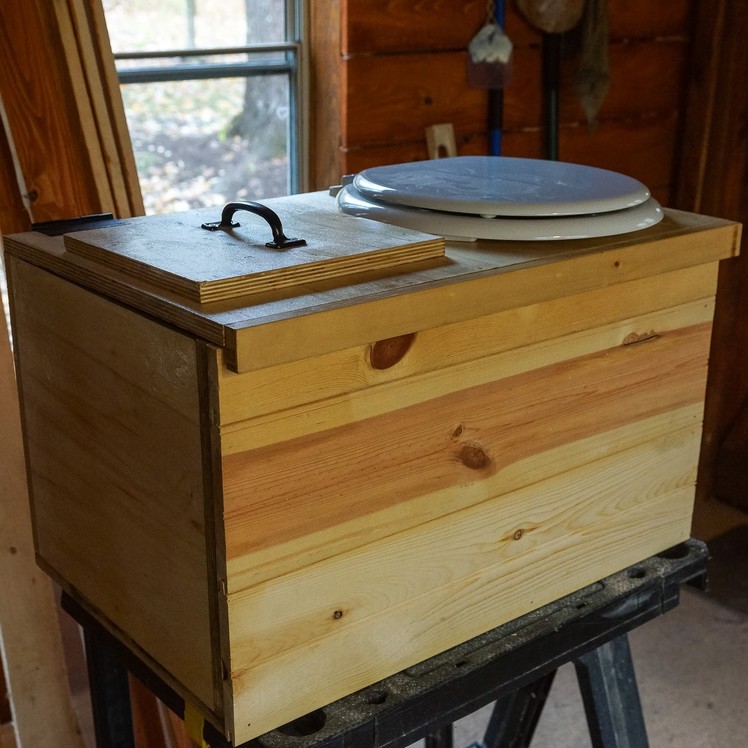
[515,1,608,160]
[516,0,585,161]
[467,0,513,155]
[573,0,610,129]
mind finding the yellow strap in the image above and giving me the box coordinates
[184,702,211,748]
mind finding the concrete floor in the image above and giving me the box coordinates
[451,586,748,748]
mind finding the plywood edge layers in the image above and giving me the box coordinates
[63,231,445,304]
[2,233,227,347]
[195,342,231,732]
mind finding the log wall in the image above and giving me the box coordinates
[310,0,694,206]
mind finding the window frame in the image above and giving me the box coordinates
[109,0,305,195]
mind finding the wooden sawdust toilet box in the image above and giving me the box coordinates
[3,193,740,744]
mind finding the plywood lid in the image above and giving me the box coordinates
[62,197,445,304]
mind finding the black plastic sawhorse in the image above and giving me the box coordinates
[63,539,708,748]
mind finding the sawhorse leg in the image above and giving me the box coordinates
[574,634,649,748]
[481,671,556,748]
[84,630,136,748]
[472,634,647,748]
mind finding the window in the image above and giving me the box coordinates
[103,0,303,214]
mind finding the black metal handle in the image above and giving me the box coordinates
[201,201,307,249]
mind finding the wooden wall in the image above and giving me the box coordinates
[310,0,694,206]
[0,0,142,232]
[678,0,748,515]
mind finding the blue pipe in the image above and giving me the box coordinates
[489,0,506,156]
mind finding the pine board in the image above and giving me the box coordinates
[222,321,711,590]
[218,262,717,429]
[63,201,445,303]
[226,424,698,742]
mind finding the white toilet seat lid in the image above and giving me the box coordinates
[353,156,652,218]
[338,184,663,242]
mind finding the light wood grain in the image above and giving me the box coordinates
[219,262,717,426]
[229,424,698,670]
[0,287,84,748]
[227,401,703,594]
[222,322,711,587]
[220,298,714,454]
[227,423,698,742]
[7,257,219,715]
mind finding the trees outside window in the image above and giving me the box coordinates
[103,0,301,214]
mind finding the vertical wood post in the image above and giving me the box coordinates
[0,295,85,747]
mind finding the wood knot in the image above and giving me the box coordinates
[622,331,660,346]
[459,444,491,470]
[513,529,524,541]
[370,333,415,370]
[332,609,344,620]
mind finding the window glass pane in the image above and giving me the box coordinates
[105,0,287,53]
[122,76,289,214]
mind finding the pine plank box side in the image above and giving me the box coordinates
[2,192,741,744]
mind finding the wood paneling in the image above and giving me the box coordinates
[676,0,748,510]
[343,52,485,144]
[343,1,693,54]
[504,41,687,128]
[311,1,696,200]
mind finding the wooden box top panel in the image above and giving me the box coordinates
[61,198,445,303]
[3,192,741,372]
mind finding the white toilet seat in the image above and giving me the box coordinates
[337,157,663,241]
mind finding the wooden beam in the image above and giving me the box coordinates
[675,0,748,507]
[308,0,343,189]
[0,0,143,222]
[0,296,84,748]
[0,100,29,235]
